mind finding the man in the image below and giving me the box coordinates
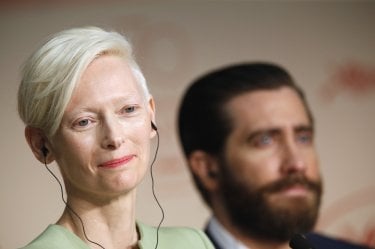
[177,62,370,249]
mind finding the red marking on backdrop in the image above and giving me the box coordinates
[320,61,375,101]
[363,222,375,248]
[317,185,375,248]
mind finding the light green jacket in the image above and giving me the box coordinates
[20,221,214,249]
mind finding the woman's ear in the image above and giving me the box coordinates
[24,126,54,164]
[188,150,220,191]
[148,96,157,138]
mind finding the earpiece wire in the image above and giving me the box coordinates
[43,158,105,249]
[150,127,164,249]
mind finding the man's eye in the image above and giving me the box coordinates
[259,134,273,145]
[252,133,274,147]
[297,132,313,144]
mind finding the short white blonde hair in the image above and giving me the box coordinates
[18,26,149,137]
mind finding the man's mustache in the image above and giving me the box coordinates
[261,174,322,194]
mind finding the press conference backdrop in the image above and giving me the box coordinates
[0,2,374,248]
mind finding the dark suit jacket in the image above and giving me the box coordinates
[205,228,371,249]
[305,233,371,249]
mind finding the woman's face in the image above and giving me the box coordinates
[50,55,155,200]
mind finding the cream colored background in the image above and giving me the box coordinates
[1,2,374,249]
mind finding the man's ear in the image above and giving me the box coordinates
[188,150,220,191]
[24,126,54,164]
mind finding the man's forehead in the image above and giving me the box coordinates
[225,87,311,130]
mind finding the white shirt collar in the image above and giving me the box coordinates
[207,217,250,249]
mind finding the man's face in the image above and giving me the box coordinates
[218,86,322,241]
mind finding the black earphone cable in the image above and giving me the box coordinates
[43,158,106,249]
[150,127,164,249]
[43,125,163,249]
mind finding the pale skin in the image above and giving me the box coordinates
[189,87,321,249]
[25,54,156,249]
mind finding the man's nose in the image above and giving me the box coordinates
[280,139,306,175]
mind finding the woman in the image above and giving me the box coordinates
[18,26,213,249]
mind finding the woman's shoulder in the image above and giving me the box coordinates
[19,224,89,249]
[137,221,214,249]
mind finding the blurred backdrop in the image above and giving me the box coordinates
[1,1,374,248]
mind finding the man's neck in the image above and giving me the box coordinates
[207,216,291,249]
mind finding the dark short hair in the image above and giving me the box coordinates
[177,62,313,205]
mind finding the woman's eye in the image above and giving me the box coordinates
[121,106,136,114]
[74,119,91,128]
[78,119,89,126]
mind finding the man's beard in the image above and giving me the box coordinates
[218,161,323,242]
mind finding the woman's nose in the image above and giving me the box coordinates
[100,117,125,150]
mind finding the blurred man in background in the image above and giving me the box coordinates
[177,62,370,249]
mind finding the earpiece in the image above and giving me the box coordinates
[41,146,49,158]
[151,121,158,131]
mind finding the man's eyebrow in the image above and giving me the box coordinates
[247,128,281,141]
[247,125,314,141]
[294,125,314,133]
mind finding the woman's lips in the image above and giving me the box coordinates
[99,155,134,168]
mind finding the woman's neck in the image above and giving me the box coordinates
[57,191,139,249]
